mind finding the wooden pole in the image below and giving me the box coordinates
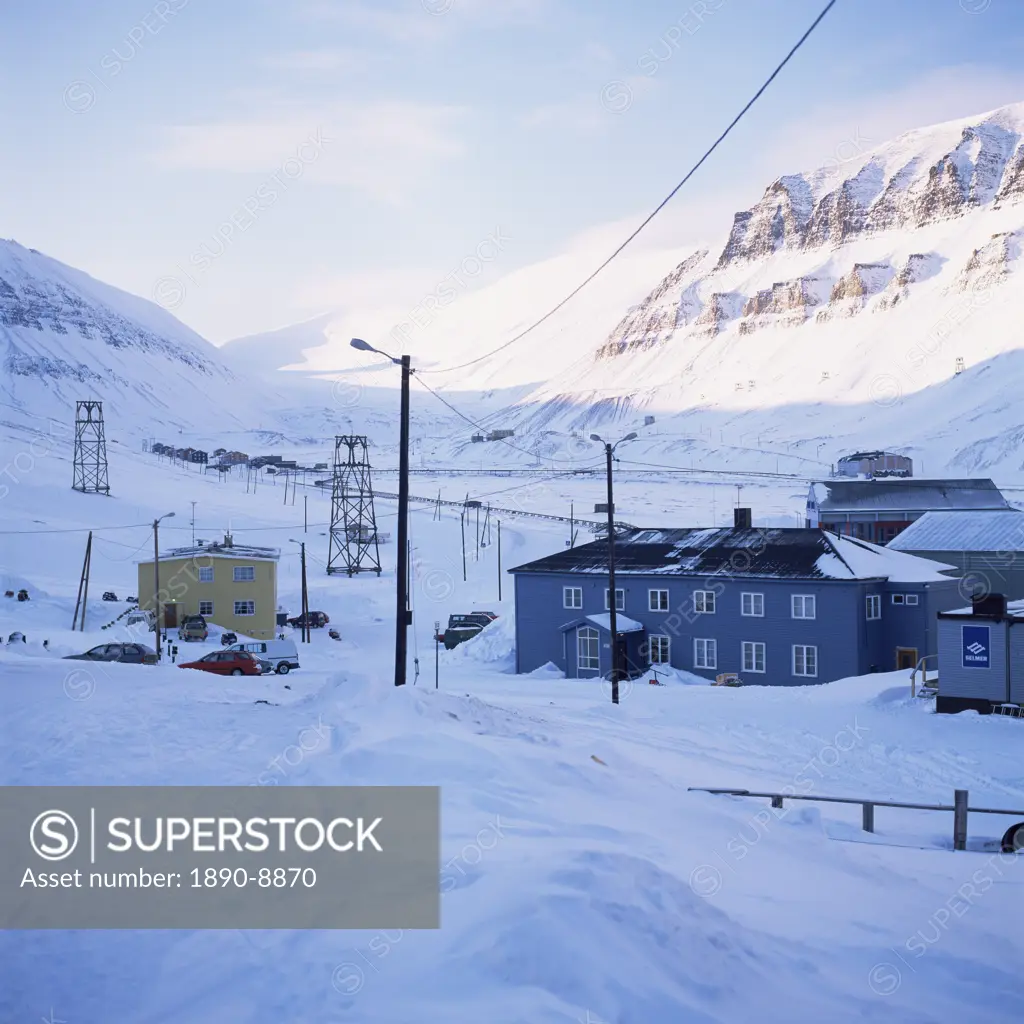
[300,542,309,643]
[153,519,162,660]
[72,531,92,630]
[461,512,467,582]
[954,789,968,851]
[497,519,502,601]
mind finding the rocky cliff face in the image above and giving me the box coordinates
[590,103,1024,361]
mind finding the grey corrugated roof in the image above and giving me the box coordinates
[811,478,1010,513]
[888,509,1024,552]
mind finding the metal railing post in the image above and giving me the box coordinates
[862,803,874,833]
[954,789,968,851]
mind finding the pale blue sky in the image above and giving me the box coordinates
[2,0,1024,342]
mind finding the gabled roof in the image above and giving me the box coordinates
[138,537,280,564]
[809,478,1010,513]
[509,527,956,583]
[888,509,1024,552]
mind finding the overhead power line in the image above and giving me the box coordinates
[418,0,838,377]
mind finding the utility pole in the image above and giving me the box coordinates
[497,519,502,601]
[72,531,93,630]
[461,512,467,582]
[152,513,176,659]
[395,354,411,687]
[434,621,440,690]
[304,494,308,534]
[475,504,481,561]
[569,503,574,548]
[604,442,619,705]
[300,542,309,644]
[191,501,196,548]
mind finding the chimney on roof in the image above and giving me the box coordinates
[972,592,1006,617]
[224,532,233,548]
[734,507,752,529]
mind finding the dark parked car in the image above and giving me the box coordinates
[179,650,261,676]
[287,611,329,629]
[178,615,209,641]
[102,592,118,602]
[435,612,498,650]
[64,642,158,665]
[220,632,238,646]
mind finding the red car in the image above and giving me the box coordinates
[179,650,262,676]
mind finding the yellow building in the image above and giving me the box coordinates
[137,533,280,640]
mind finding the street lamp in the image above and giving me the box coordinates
[153,512,175,660]
[289,540,310,644]
[351,337,412,687]
[590,432,637,704]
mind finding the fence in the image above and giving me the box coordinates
[688,787,1024,851]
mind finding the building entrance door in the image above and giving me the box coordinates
[896,647,918,671]
[163,603,179,628]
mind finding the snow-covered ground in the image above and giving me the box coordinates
[2,416,1023,1023]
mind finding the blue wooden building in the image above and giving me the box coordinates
[509,517,965,686]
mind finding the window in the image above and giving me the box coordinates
[793,645,818,677]
[742,641,766,673]
[649,635,671,664]
[694,638,717,669]
[577,626,599,672]
[648,589,669,612]
[233,566,255,582]
[741,592,764,617]
[199,600,214,616]
[694,590,716,614]
[604,588,625,611]
[892,594,905,605]
[563,586,582,610]
[234,600,255,616]
[792,594,816,619]
[866,594,881,620]
[905,594,919,606]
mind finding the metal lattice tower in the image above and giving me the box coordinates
[72,400,110,495]
[327,435,382,576]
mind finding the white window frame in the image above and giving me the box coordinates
[905,594,919,606]
[891,594,905,605]
[742,641,766,674]
[233,600,255,616]
[791,594,816,619]
[563,586,582,610]
[604,588,625,612]
[693,590,716,614]
[577,626,599,672]
[793,644,818,678]
[866,594,881,620]
[233,566,256,583]
[694,638,717,670]
[198,600,214,616]
[198,566,214,583]
[741,592,764,617]
[649,635,671,665]
[648,589,669,612]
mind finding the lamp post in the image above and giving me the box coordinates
[590,432,637,704]
[153,512,175,660]
[351,338,411,687]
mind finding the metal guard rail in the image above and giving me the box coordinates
[688,787,1024,851]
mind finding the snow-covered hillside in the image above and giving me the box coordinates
[502,102,1024,478]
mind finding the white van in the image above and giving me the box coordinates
[227,639,299,674]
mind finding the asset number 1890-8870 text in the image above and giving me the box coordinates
[189,867,316,888]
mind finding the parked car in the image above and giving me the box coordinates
[7,631,26,644]
[63,642,158,665]
[126,596,138,604]
[287,611,329,629]
[126,608,156,629]
[16,589,29,601]
[102,591,118,602]
[225,638,299,674]
[179,650,262,676]
[220,631,238,646]
[178,615,209,641]
[435,612,498,650]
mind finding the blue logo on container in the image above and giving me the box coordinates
[962,625,990,669]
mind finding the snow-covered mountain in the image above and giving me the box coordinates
[0,239,264,435]
[498,101,1024,478]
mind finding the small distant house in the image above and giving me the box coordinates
[889,509,1024,600]
[190,450,208,464]
[487,429,514,441]
[314,462,328,471]
[136,533,280,640]
[508,512,964,684]
[212,448,226,458]
[836,451,913,478]
[219,451,249,466]
[806,478,1012,545]
[471,434,485,443]
[644,415,656,426]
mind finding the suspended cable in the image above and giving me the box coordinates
[417,0,838,377]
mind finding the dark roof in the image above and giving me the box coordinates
[810,478,1010,513]
[508,527,953,582]
[838,450,908,462]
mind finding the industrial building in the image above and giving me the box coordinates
[835,451,913,478]
[805,478,1011,544]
